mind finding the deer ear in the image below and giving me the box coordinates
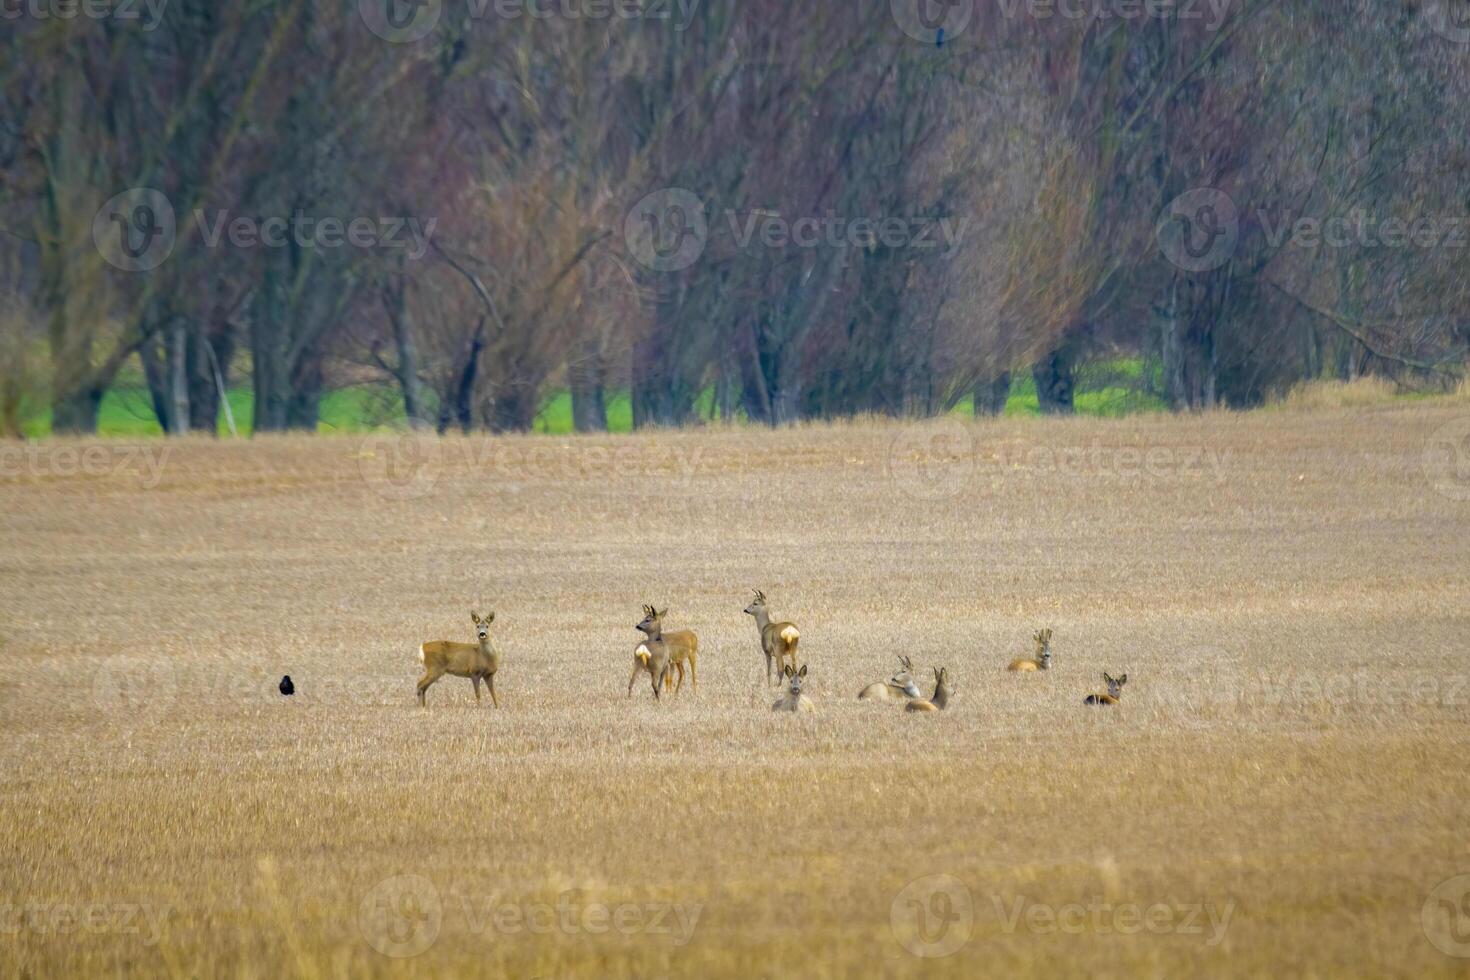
[798,664,807,677]
[485,612,495,623]
[1118,673,1127,684]
[657,608,668,619]
[470,612,480,623]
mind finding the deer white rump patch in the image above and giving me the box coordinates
[417,643,427,663]
[635,643,652,665]
[780,626,800,644]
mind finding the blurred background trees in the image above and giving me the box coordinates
[2,0,1466,435]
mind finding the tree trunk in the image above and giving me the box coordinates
[51,386,104,435]
[972,371,1011,416]
[168,322,190,436]
[569,354,607,432]
[1032,347,1076,415]
[383,275,425,423]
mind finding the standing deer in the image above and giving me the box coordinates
[627,632,672,700]
[858,655,922,701]
[636,604,699,693]
[1084,672,1127,705]
[417,611,501,707]
[1008,628,1053,672]
[906,667,955,713]
[772,664,815,713]
[743,590,800,685]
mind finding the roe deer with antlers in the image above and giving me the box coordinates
[857,655,921,701]
[743,590,800,685]
[1008,628,1053,672]
[417,611,501,707]
[636,604,699,693]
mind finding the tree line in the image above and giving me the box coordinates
[2,0,1466,437]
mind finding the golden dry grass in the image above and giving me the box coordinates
[2,405,1469,977]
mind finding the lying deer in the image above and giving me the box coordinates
[417,611,501,707]
[858,655,922,701]
[636,604,699,694]
[906,667,954,712]
[1084,672,1127,705]
[772,664,815,713]
[743,590,800,685]
[1008,628,1053,672]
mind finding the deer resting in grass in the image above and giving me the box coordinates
[906,667,954,713]
[772,664,815,713]
[743,590,800,686]
[858,655,922,701]
[1084,672,1127,705]
[636,604,699,694]
[417,611,500,707]
[1008,628,1053,672]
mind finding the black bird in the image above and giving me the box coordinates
[278,675,295,696]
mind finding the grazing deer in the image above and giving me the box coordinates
[743,590,800,685]
[772,664,815,713]
[858,655,922,701]
[417,611,501,707]
[1083,672,1127,705]
[1008,628,1053,672]
[636,604,699,693]
[906,667,954,712]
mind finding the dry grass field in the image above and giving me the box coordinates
[2,403,1469,978]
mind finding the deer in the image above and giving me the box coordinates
[417,611,501,707]
[772,664,815,713]
[1084,672,1127,705]
[636,604,699,694]
[906,667,954,713]
[743,590,800,685]
[858,655,922,701]
[627,633,673,700]
[1008,628,1053,672]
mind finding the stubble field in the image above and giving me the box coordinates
[1,404,1468,977]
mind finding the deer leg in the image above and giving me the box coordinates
[764,651,774,686]
[674,661,685,695]
[688,655,697,691]
[628,663,640,697]
[487,672,499,709]
[416,668,443,707]
[472,675,482,704]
